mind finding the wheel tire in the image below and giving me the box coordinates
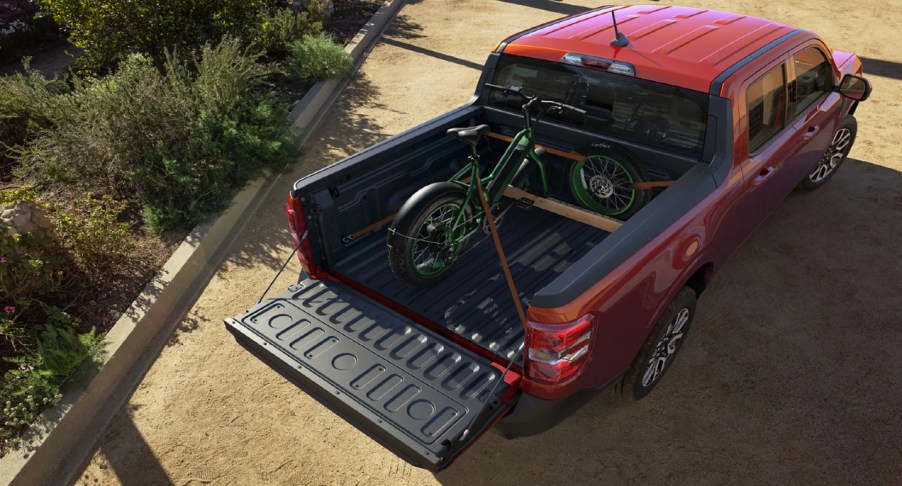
[616,286,697,400]
[798,117,857,191]
[569,142,651,220]
[387,183,473,288]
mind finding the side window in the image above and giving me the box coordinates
[747,64,787,152]
[790,47,833,117]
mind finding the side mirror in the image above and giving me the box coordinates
[837,74,872,102]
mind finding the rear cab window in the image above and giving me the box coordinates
[490,55,709,158]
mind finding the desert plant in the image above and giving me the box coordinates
[285,34,351,82]
[254,7,323,57]
[34,0,272,71]
[53,195,133,277]
[0,64,68,176]
[13,38,296,231]
[0,307,102,453]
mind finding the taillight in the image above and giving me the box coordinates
[286,193,323,278]
[525,315,595,384]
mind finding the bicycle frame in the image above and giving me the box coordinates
[444,126,549,244]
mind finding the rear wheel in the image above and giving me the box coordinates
[387,189,473,287]
[569,144,650,220]
[798,117,857,191]
[616,287,696,400]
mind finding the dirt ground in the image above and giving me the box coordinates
[76,1,901,484]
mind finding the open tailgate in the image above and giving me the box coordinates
[225,277,519,470]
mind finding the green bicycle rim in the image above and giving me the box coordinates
[570,155,636,216]
[409,202,465,277]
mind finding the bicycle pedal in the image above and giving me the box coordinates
[515,197,535,210]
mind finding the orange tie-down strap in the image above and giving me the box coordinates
[484,131,676,191]
[349,187,623,240]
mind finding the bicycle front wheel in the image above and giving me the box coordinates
[387,183,473,287]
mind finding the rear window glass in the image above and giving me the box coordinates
[747,64,787,152]
[491,55,709,158]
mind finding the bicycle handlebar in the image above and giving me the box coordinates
[484,83,586,117]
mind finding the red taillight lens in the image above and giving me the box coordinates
[525,315,595,384]
[286,194,321,278]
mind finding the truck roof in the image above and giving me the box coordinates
[501,5,801,94]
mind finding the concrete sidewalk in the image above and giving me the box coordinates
[78,1,901,484]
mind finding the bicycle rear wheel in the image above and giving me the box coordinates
[387,183,473,287]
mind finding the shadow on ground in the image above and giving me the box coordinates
[78,408,172,486]
[861,57,902,80]
[499,0,595,16]
[435,158,902,484]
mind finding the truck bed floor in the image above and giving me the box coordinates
[333,207,609,360]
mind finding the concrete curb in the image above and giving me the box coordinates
[0,2,404,484]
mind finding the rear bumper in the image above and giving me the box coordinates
[494,380,616,438]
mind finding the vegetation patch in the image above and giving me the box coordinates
[0,0,380,454]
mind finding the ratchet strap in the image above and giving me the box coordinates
[486,131,584,162]
[348,213,396,239]
[474,174,528,329]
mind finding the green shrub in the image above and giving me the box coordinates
[285,34,352,82]
[254,7,323,57]
[1,307,102,452]
[53,195,133,277]
[0,65,68,173]
[35,0,272,71]
[0,190,114,453]
[14,38,296,231]
[0,221,81,312]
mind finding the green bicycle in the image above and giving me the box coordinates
[387,83,649,287]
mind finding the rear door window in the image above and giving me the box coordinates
[746,64,787,152]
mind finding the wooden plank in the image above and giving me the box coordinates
[502,186,623,233]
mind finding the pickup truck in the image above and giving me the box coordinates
[225,5,871,471]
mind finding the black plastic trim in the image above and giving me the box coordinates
[495,380,616,438]
[709,29,804,95]
[291,104,482,199]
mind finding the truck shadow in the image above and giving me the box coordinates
[436,158,902,484]
[497,0,595,16]
[861,57,902,81]
[76,407,173,485]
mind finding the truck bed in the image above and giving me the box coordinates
[333,206,610,361]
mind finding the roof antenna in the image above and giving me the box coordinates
[610,10,629,47]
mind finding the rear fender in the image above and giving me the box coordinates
[391,181,469,233]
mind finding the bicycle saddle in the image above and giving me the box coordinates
[446,124,489,146]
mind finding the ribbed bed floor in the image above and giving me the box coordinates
[333,207,609,360]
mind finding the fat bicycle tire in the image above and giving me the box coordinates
[387,182,473,287]
[568,142,651,220]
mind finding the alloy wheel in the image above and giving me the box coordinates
[641,307,690,388]
[809,127,852,183]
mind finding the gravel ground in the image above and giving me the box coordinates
[77,1,902,484]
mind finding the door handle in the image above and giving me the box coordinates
[801,125,820,141]
[754,166,775,184]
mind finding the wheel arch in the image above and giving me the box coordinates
[684,261,714,297]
